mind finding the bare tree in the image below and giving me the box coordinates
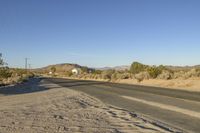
[0,53,4,66]
[0,53,8,67]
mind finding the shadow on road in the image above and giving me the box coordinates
[0,78,60,96]
[47,78,108,88]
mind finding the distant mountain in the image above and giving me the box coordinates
[97,64,200,71]
[35,63,200,73]
[166,65,200,71]
[97,65,130,71]
[36,63,82,73]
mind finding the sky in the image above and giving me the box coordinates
[0,0,200,68]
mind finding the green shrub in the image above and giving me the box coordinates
[147,66,162,78]
[66,71,73,77]
[0,53,4,66]
[51,66,56,73]
[130,62,147,74]
[81,67,89,73]
[12,68,27,76]
[0,67,12,79]
[93,70,102,75]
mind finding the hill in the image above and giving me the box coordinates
[97,65,130,71]
[36,63,82,73]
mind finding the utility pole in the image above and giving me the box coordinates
[28,64,31,69]
[25,58,29,72]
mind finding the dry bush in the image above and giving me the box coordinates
[117,73,130,79]
[94,74,102,79]
[66,71,73,77]
[111,72,118,81]
[157,70,173,80]
[197,69,200,77]
[134,72,150,82]
[172,69,200,79]
[101,70,115,80]
[184,69,199,79]
[173,71,185,79]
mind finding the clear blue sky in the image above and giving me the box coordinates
[0,0,200,68]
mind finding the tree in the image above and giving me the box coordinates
[0,54,11,79]
[0,53,4,66]
[130,62,146,74]
[0,67,12,79]
[81,67,89,73]
[51,66,56,73]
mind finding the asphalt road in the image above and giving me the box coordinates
[47,78,200,133]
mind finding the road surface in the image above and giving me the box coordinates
[48,78,200,133]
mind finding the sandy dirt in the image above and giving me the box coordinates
[117,78,200,92]
[0,79,171,133]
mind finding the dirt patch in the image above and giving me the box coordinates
[117,78,200,92]
[0,79,171,133]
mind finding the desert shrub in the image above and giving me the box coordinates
[94,74,101,79]
[122,73,131,79]
[115,72,130,80]
[16,76,29,83]
[12,69,27,77]
[0,53,3,66]
[0,67,12,79]
[130,62,147,74]
[134,72,150,82]
[157,70,173,80]
[102,69,115,80]
[51,66,56,73]
[81,67,89,73]
[147,66,162,79]
[157,65,167,71]
[197,69,200,77]
[66,71,73,77]
[93,70,102,75]
[111,72,118,81]
[183,69,199,79]
[0,53,7,67]
[173,71,185,79]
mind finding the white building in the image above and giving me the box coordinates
[72,68,80,75]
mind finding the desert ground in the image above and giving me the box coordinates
[0,78,171,133]
[117,78,200,92]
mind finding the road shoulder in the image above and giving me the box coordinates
[0,78,177,133]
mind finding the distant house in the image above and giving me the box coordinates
[49,71,53,75]
[72,68,80,75]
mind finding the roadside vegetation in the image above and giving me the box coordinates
[0,53,34,86]
[38,61,200,83]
